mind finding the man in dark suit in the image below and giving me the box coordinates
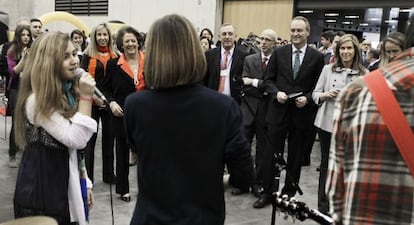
[204,23,249,105]
[367,48,380,71]
[360,38,372,68]
[240,29,277,197]
[253,16,324,208]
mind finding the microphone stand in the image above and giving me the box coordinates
[239,87,303,225]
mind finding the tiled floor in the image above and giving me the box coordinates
[0,114,323,225]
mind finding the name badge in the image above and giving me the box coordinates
[220,69,228,76]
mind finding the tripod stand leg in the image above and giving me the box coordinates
[270,159,281,225]
[271,199,277,225]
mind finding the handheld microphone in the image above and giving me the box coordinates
[74,68,109,105]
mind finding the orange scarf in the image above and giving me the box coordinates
[87,48,116,78]
[118,51,145,91]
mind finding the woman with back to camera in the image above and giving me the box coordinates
[13,31,96,225]
[6,25,33,168]
[102,26,145,202]
[81,23,117,184]
[312,34,368,215]
[124,14,254,225]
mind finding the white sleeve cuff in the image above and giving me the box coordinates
[252,79,259,88]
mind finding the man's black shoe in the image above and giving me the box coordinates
[231,188,249,195]
[252,185,264,198]
[253,197,271,208]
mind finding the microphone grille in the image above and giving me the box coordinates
[74,68,85,78]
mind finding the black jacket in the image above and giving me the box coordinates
[124,84,254,225]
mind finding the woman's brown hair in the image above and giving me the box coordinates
[144,14,206,89]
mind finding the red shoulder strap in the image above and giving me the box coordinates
[364,69,414,176]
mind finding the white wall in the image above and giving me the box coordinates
[1,0,218,36]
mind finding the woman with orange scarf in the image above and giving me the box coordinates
[80,23,117,184]
[102,26,145,202]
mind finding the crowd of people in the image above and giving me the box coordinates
[0,12,413,225]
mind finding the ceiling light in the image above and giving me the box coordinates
[342,21,353,25]
[325,13,339,17]
[399,9,411,13]
[299,10,314,14]
[385,20,398,23]
[368,18,380,21]
[360,23,369,26]
[325,19,336,23]
[345,15,359,19]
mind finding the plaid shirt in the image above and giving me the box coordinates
[326,47,414,225]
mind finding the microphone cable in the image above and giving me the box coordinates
[109,182,115,225]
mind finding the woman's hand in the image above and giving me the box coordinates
[109,101,124,117]
[87,188,94,210]
[93,96,106,108]
[21,47,29,61]
[320,89,340,101]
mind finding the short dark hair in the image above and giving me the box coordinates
[368,49,380,59]
[30,18,42,25]
[116,26,143,53]
[321,30,335,43]
[336,30,346,37]
[199,28,213,38]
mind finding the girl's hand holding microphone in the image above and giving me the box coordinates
[78,73,96,116]
[78,73,96,97]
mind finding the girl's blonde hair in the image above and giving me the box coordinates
[83,23,114,57]
[14,31,79,147]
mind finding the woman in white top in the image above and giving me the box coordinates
[312,34,368,215]
[13,31,97,225]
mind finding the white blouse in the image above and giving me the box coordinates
[25,94,97,225]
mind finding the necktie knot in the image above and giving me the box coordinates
[221,51,230,70]
[262,57,268,71]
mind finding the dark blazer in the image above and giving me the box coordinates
[264,44,324,128]
[368,60,380,71]
[204,46,249,104]
[80,54,107,90]
[240,52,267,126]
[124,84,254,225]
[102,57,137,136]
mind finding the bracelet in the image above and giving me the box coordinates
[79,95,93,103]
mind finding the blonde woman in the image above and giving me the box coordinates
[80,23,117,184]
[312,34,368,214]
[13,31,96,225]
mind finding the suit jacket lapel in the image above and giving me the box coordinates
[285,46,294,81]
[214,49,221,77]
[117,56,135,85]
[296,46,312,79]
[230,49,238,76]
[254,53,261,69]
